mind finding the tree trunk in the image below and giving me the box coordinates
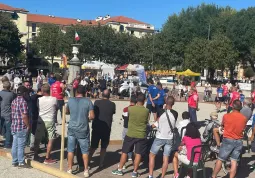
[51,56,54,72]
[229,66,234,81]
[208,68,215,83]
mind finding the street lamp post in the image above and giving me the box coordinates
[151,29,160,70]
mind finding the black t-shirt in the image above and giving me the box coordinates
[93,99,116,131]
[158,108,178,121]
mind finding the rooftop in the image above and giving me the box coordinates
[0,3,28,12]
[1,3,149,26]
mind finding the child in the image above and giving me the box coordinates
[176,111,190,139]
[173,123,202,178]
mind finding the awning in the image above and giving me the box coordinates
[115,64,129,71]
[176,69,200,76]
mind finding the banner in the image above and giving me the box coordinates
[238,83,252,91]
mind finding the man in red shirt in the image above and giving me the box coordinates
[227,87,240,113]
[187,87,199,122]
[50,74,65,124]
[222,83,229,104]
[212,100,247,178]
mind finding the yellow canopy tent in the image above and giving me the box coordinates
[176,69,200,76]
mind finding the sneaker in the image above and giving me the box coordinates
[84,170,89,178]
[67,169,72,174]
[128,158,132,161]
[44,158,57,164]
[12,163,18,167]
[112,169,123,176]
[18,163,30,169]
[148,175,153,178]
[131,172,138,178]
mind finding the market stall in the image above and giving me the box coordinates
[176,69,200,76]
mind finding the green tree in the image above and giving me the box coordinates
[0,13,24,65]
[33,23,66,71]
[244,67,255,79]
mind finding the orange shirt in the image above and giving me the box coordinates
[222,111,247,140]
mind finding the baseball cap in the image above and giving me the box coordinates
[210,112,218,119]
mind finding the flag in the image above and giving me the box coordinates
[75,31,80,41]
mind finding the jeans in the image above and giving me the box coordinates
[57,100,65,122]
[150,138,173,156]
[12,129,28,164]
[218,138,243,161]
[4,120,12,148]
[67,135,90,154]
[188,106,197,122]
[30,120,38,148]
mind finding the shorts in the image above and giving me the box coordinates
[122,136,147,155]
[67,135,90,154]
[215,97,223,102]
[150,138,173,156]
[178,154,198,165]
[35,121,55,141]
[218,138,243,161]
[91,128,110,149]
[146,104,157,113]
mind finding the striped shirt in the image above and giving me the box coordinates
[11,96,28,132]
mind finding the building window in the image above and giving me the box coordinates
[119,25,124,32]
[32,23,36,33]
[131,30,134,35]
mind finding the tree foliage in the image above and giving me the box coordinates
[0,12,23,64]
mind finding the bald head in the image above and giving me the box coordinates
[102,89,110,99]
[166,96,175,107]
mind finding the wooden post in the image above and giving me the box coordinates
[60,106,66,171]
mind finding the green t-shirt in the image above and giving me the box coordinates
[127,105,149,138]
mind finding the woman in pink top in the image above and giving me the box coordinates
[173,123,202,178]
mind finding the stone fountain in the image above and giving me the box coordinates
[68,44,82,84]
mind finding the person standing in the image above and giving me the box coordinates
[34,84,57,164]
[66,85,95,177]
[51,74,65,124]
[212,100,247,178]
[227,87,240,113]
[29,89,43,150]
[147,80,160,122]
[36,72,43,90]
[99,77,107,97]
[157,82,166,109]
[90,89,116,168]
[112,94,149,177]
[149,96,178,178]
[226,80,232,91]
[0,81,16,148]
[122,95,137,161]
[11,86,30,167]
[240,98,252,120]
[72,75,80,97]
[187,88,199,122]
[215,84,224,112]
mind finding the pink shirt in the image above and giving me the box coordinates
[223,85,228,96]
[182,136,201,163]
[252,92,255,103]
[188,93,198,108]
[229,91,240,107]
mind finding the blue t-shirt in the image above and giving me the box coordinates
[147,85,159,104]
[240,94,245,102]
[67,97,93,138]
[217,87,223,97]
[252,115,255,129]
[48,77,56,86]
[158,89,166,105]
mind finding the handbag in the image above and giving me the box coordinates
[165,109,179,146]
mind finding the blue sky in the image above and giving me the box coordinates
[3,0,255,28]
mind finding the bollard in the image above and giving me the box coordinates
[60,106,66,171]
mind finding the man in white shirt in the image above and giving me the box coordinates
[148,96,178,178]
[34,84,57,164]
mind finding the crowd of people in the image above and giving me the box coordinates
[0,72,255,178]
